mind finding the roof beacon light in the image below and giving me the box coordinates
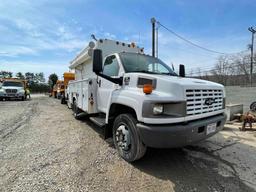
[131,42,136,48]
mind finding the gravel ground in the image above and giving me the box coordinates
[0,95,256,192]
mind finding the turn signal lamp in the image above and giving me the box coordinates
[143,84,153,94]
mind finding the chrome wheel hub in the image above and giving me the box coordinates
[116,125,131,151]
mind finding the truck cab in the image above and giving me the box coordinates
[61,72,75,104]
[67,39,226,162]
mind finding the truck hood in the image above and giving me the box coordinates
[154,75,223,89]
[125,73,225,99]
[2,86,24,90]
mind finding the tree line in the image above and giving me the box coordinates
[189,53,256,86]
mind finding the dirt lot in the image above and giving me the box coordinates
[0,95,256,192]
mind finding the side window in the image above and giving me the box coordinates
[103,55,119,76]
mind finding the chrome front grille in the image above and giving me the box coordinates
[186,89,223,116]
[6,89,17,93]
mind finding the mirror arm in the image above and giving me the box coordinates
[96,72,123,85]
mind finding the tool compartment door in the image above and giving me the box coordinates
[82,80,89,112]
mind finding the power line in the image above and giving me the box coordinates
[157,21,241,55]
[183,50,250,73]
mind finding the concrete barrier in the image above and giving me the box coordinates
[226,104,243,121]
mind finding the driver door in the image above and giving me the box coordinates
[97,54,120,113]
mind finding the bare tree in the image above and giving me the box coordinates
[211,55,231,85]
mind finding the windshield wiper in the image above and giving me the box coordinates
[159,72,178,76]
[130,70,159,74]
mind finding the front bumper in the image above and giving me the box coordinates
[137,113,226,148]
[0,93,25,98]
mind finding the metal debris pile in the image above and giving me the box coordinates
[240,111,256,131]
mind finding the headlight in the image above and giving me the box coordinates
[0,89,5,93]
[18,89,25,93]
[153,104,164,115]
[142,101,186,118]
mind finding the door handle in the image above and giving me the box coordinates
[98,79,101,87]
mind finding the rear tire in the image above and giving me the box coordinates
[61,97,66,104]
[67,100,72,109]
[250,101,256,112]
[72,100,80,119]
[113,114,146,162]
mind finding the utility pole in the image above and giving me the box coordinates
[248,27,256,86]
[151,17,156,57]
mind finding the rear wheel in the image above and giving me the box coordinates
[67,99,72,109]
[250,101,256,112]
[61,96,66,104]
[113,114,146,162]
[72,100,80,119]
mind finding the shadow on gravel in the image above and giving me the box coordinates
[74,114,108,136]
[132,147,254,192]
[72,114,255,192]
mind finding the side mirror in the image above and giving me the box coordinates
[93,49,103,74]
[179,64,185,77]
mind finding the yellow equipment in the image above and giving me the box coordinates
[50,72,75,100]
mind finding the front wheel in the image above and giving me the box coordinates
[250,101,256,112]
[113,114,146,162]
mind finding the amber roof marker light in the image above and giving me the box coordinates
[143,84,153,94]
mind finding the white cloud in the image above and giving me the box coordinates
[0,60,69,79]
[104,32,117,39]
[0,46,38,57]
[0,1,88,58]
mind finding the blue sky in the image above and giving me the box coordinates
[0,0,255,79]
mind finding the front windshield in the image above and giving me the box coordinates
[3,81,24,87]
[119,52,177,76]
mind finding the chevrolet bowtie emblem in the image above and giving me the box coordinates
[204,98,216,106]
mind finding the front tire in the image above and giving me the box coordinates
[113,114,146,162]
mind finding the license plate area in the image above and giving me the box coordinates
[7,94,16,97]
[206,123,217,135]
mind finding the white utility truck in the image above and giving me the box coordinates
[67,38,226,162]
[0,79,26,101]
